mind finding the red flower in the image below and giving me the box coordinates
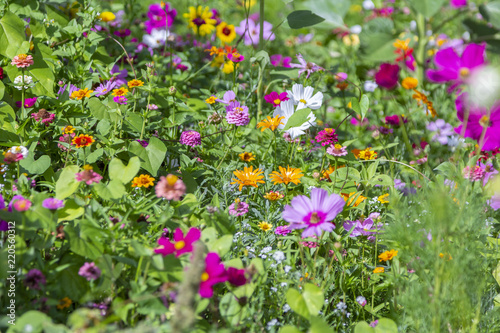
[375,63,400,90]
[227,267,248,286]
[72,134,95,148]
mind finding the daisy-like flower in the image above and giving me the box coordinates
[222,60,235,74]
[127,79,144,88]
[143,29,169,49]
[42,198,64,210]
[269,166,304,185]
[264,91,289,107]
[379,249,398,262]
[290,53,323,79]
[72,134,95,148]
[239,152,255,162]
[258,221,273,232]
[322,164,344,180]
[264,191,284,201]
[154,227,201,257]
[13,75,33,90]
[326,144,348,156]
[231,166,265,191]
[155,174,186,201]
[70,88,93,100]
[373,267,385,273]
[11,54,34,68]
[132,174,155,188]
[205,96,217,104]
[378,193,389,203]
[228,198,249,216]
[234,19,275,46]
[227,51,244,63]
[57,297,72,310]
[112,87,129,96]
[352,147,378,160]
[180,130,202,147]
[199,252,228,298]
[282,188,345,237]
[79,262,101,281]
[402,77,418,89]
[113,96,128,105]
[62,125,75,134]
[315,128,338,146]
[275,225,292,235]
[184,6,217,36]
[31,109,55,125]
[286,84,323,110]
[13,198,32,212]
[412,90,437,117]
[341,192,367,207]
[256,115,285,132]
[16,97,37,108]
[273,100,316,139]
[94,81,116,97]
[216,22,236,44]
[75,165,103,185]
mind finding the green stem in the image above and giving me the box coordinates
[21,69,25,120]
[259,0,265,50]
[217,125,237,169]
[415,13,427,84]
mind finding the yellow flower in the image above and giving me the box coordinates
[393,38,410,51]
[239,152,255,162]
[257,115,285,132]
[57,297,72,310]
[205,96,217,104]
[216,22,237,44]
[132,174,155,188]
[341,192,367,207]
[342,34,360,47]
[263,191,284,201]
[222,60,235,74]
[269,166,304,185]
[378,193,389,204]
[112,87,129,96]
[70,88,93,100]
[62,125,75,134]
[352,147,378,160]
[402,77,418,90]
[439,253,453,261]
[127,79,144,88]
[237,0,256,9]
[412,90,438,117]
[99,12,115,22]
[231,166,265,191]
[184,6,217,36]
[322,164,344,181]
[373,267,385,274]
[258,221,273,232]
[378,249,398,262]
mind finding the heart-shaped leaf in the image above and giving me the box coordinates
[109,156,141,184]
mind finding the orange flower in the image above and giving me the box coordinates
[112,87,129,96]
[402,77,418,89]
[341,192,367,207]
[393,38,410,51]
[269,166,304,185]
[378,249,398,262]
[231,166,265,191]
[132,174,155,188]
[239,152,255,162]
[412,90,437,117]
[352,147,378,160]
[322,164,345,181]
[263,191,284,201]
[72,134,95,148]
[256,115,285,132]
[127,79,144,88]
[62,125,75,134]
[373,267,385,274]
[57,297,72,310]
[70,88,93,100]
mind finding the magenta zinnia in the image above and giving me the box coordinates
[282,188,345,237]
[154,227,201,257]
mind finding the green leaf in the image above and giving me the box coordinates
[283,108,313,130]
[86,148,104,164]
[109,156,141,184]
[0,80,4,100]
[280,327,302,333]
[407,0,446,18]
[309,317,335,333]
[94,179,126,201]
[0,11,28,59]
[304,0,350,28]
[209,235,234,257]
[359,19,397,62]
[354,321,375,333]
[287,10,325,29]
[65,221,106,260]
[360,95,369,120]
[57,199,84,222]
[145,137,167,176]
[483,2,500,30]
[19,154,51,175]
[250,50,270,67]
[374,318,398,333]
[7,311,52,333]
[219,293,248,326]
[350,97,360,113]
[330,167,361,182]
[303,283,324,316]
[88,97,110,120]
[369,174,393,187]
[286,288,310,319]
[30,42,56,97]
[55,165,80,200]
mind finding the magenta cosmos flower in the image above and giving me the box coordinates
[375,63,400,89]
[154,227,201,257]
[180,130,202,147]
[426,43,485,86]
[454,93,500,151]
[199,252,228,298]
[450,0,467,8]
[144,3,177,34]
[282,188,345,237]
[264,91,289,107]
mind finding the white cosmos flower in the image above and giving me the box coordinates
[142,29,169,49]
[286,84,323,110]
[273,99,316,139]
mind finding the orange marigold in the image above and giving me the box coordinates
[231,166,265,191]
[269,166,304,185]
[257,115,285,132]
[70,88,93,100]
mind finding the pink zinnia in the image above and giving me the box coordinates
[282,188,345,238]
[13,198,32,212]
[180,130,202,147]
[199,252,228,298]
[315,128,338,146]
[228,199,249,216]
[326,144,347,156]
[155,174,186,201]
[275,225,292,236]
[58,133,75,152]
[11,54,34,68]
[113,96,128,105]
[264,91,289,107]
[31,109,56,125]
[154,227,201,257]
[462,165,485,181]
[75,168,103,185]
[375,63,400,89]
[78,262,101,281]
[226,105,250,126]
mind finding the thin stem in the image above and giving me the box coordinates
[217,125,237,169]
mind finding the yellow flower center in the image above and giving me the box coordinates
[299,99,307,104]
[166,174,178,186]
[325,128,333,134]
[201,272,209,282]
[18,54,27,60]
[480,115,490,127]
[459,68,470,78]
[174,240,185,250]
[273,99,281,105]
[235,107,243,113]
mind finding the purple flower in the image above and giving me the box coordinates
[234,19,275,46]
[0,195,7,231]
[113,96,128,105]
[110,65,128,86]
[427,119,455,145]
[450,0,467,8]
[136,139,149,147]
[489,193,500,210]
[78,262,101,281]
[426,43,485,87]
[144,3,177,34]
[343,217,376,238]
[290,53,323,79]
[270,54,292,68]
[480,162,498,186]
[394,179,406,190]
[42,198,64,210]
[454,93,500,151]
[16,97,37,108]
[57,84,79,96]
[356,296,367,307]
[275,225,292,236]
[375,63,400,89]
[228,200,249,216]
[180,130,202,147]
[217,90,237,105]
[227,267,248,286]
[369,320,379,328]
[282,188,345,238]
[94,81,116,97]
[226,105,250,126]
[114,29,131,38]
[24,269,46,290]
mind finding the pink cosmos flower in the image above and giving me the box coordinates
[375,63,400,89]
[290,53,323,79]
[144,3,177,34]
[264,92,289,107]
[228,200,249,216]
[450,0,467,8]
[282,188,345,238]
[154,227,201,257]
[180,130,202,147]
[270,54,292,68]
[326,144,348,156]
[227,52,245,63]
[199,252,228,298]
[234,19,275,46]
[426,43,486,87]
[11,54,34,68]
[16,97,37,108]
[385,115,407,126]
[75,169,103,185]
[155,174,186,201]
[344,215,377,238]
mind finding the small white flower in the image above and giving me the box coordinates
[273,99,316,139]
[261,246,272,254]
[143,29,169,49]
[270,287,277,292]
[267,319,279,329]
[362,0,375,10]
[364,80,378,92]
[356,296,367,306]
[272,251,285,263]
[410,20,417,31]
[13,75,34,90]
[283,304,291,312]
[8,146,28,158]
[286,84,323,110]
[350,25,362,34]
[284,265,292,273]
